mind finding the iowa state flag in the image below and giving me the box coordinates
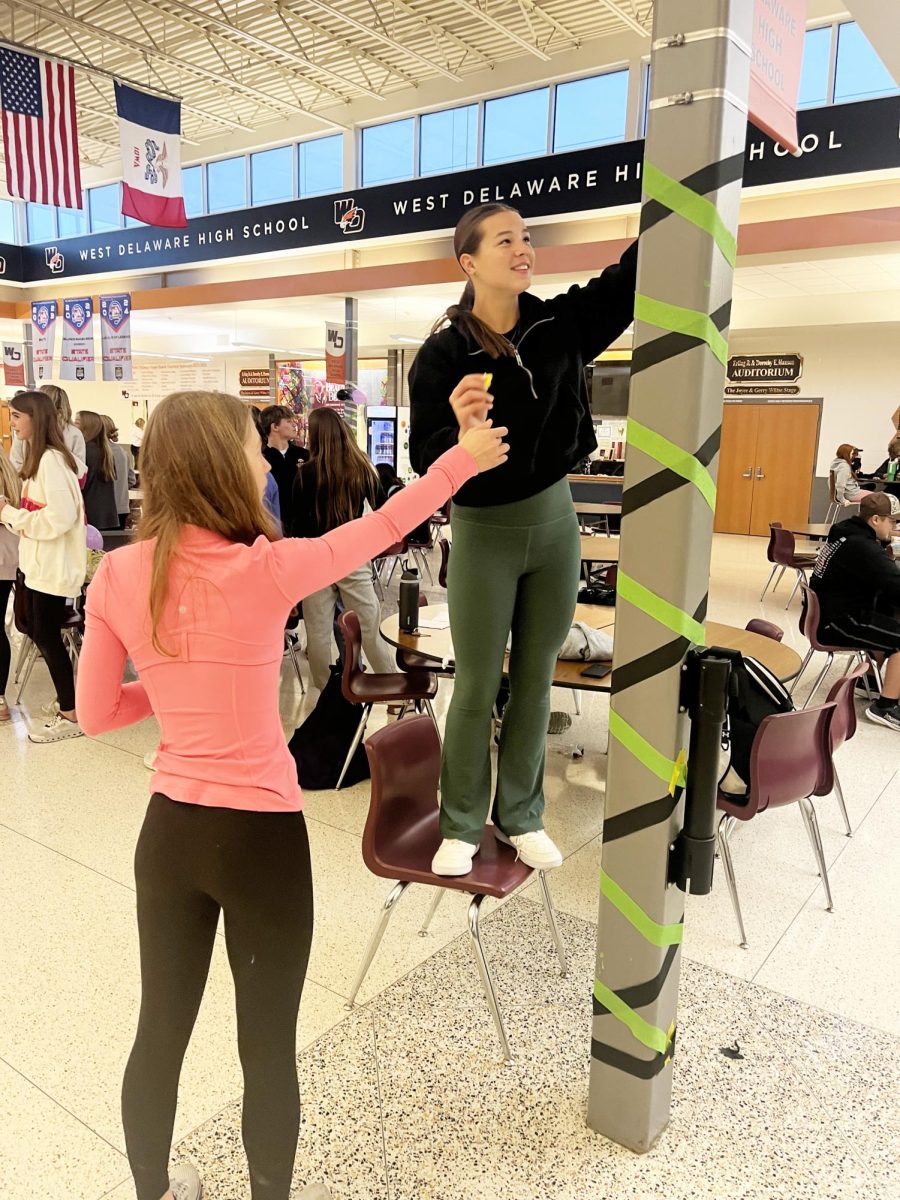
[115,82,186,229]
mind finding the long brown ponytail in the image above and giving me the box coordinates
[432,203,522,359]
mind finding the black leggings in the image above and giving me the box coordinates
[0,579,12,694]
[123,794,314,1200]
[29,588,76,711]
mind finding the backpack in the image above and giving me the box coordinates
[288,665,370,790]
[698,647,794,794]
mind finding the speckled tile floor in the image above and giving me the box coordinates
[1,535,899,1200]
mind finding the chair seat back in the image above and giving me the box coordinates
[771,525,802,568]
[438,537,450,589]
[726,702,836,820]
[765,522,783,565]
[337,610,366,701]
[799,583,851,652]
[824,662,868,753]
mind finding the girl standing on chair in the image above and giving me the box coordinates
[74,390,507,1200]
[0,391,87,743]
[410,203,637,877]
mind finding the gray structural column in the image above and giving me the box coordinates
[587,1,752,1149]
[344,296,359,389]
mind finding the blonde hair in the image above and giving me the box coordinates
[0,446,21,505]
[138,391,276,654]
[77,410,115,482]
[40,383,72,432]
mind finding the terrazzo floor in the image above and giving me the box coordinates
[1,533,899,1200]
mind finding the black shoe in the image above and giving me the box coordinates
[865,703,900,731]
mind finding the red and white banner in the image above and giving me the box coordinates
[2,342,26,388]
[32,299,58,382]
[115,82,187,229]
[749,0,808,154]
[325,322,347,385]
[60,297,96,382]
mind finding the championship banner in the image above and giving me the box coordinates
[115,82,187,229]
[325,322,346,385]
[100,293,133,381]
[749,0,807,153]
[2,342,26,387]
[60,296,95,381]
[31,299,58,381]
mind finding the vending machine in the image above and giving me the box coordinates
[366,406,414,480]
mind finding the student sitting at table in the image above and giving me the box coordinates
[831,443,873,506]
[810,492,900,732]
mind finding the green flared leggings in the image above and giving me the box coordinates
[440,478,582,844]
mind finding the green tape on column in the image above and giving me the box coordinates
[617,570,706,645]
[626,418,717,511]
[634,293,728,367]
[608,709,677,786]
[593,979,674,1056]
[643,162,737,268]
[600,869,684,947]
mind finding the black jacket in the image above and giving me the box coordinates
[409,240,638,507]
[263,444,307,531]
[809,516,900,627]
[82,441,119,531]
[290,461,384,539]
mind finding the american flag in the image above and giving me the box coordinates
[0,48,82,208]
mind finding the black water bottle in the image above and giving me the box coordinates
[398,562,420,634]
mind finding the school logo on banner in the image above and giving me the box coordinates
[100,293,132,382]
[60,296,95,382]
[325,321,346,385]
[31,299,58,381]
[334,198,365,235]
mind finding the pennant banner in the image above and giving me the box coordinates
[31,299,58,381]
[116,82,186,229]
[60,296,95,381]
[100,293,133,382]
[2,342,26,387]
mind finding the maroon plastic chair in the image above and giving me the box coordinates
[430,500,451,543]
[819,662,871,838]
[334,611,439,790]
[794,584,881,707]
[760,523,817,608]
[346,716,567,1060]
[437,536,450,589]
[745,618,784,642]
[716,702,837,947]
[372,536,408,596]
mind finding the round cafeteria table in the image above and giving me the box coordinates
[580,535,619,563]
[380,606,802,693]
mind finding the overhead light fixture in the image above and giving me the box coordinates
[230,340,321,355]
[390,335,424,345]
[134,350,211,362]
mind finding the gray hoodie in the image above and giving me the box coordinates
[830,456,864,503]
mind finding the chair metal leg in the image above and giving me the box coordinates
[716,815,748,948]
[346,881,410,1007]
[798,797,834,911]
[422,697,443,750]
[371,562,385,601]
[573,689,583,717]
[832,766,852,837]
[16,643,40,704]
[335,703,372,790]
[865,652,884,692]
[770,565,787,596]
[760,564,779,602]
[13,634,33,683]
[418,889,446,937]
[467,895,512,1062]
[789,647,814,696]
[802,652,833,709]
[785,568,805,610]
[537,871,568,977]
[284,636,306,694]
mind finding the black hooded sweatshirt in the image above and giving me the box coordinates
[809,515,900,627]
[408,240,638,508]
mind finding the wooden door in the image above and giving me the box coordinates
[714,404,759,534]
[749,404,819,536]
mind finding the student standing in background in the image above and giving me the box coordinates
[77,411,120,531]
[101,415,138,530]
[10,383,86,478]
[261,405,307,533]
[130,417,146,469]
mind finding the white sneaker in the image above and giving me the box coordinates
[431,838,480,876]
[298,1185,333,1199]
[40,699,60,718]
[169,1162,202,1200]
[28,713,83,743]
[497,829,563,870]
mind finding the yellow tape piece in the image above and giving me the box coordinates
[669,749,688,797]
[483,372,493,390]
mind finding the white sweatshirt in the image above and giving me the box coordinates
[0,449,87,597]
[10,424,87,477]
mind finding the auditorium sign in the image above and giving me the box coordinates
[1,94,899,284]
[725,353,803,396]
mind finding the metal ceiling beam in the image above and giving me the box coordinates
[281,0,463,80]
[595,0,650,38]
[448,0,553,60]
[134,0,368,104]
[522,0,581,46]
[12,0,346,128]
[371,0,494,69]
[0,34,253,131]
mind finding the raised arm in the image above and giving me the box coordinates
[409,338,462,475]
[547,239,638,362]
